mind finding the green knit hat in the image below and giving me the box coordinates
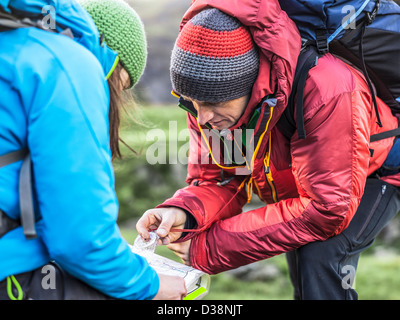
[79,0,147,88]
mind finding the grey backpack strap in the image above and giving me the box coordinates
[0,9,59,33]
[0,10,33,31]
[0,148,28,168]
[19,154,37,239]
[0,148,36,239]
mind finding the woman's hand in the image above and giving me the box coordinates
[153,274,187,300]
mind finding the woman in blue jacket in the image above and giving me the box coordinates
[0,0,186,300]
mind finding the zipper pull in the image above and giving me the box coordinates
[382,184,387,195]
[217,176,235,186]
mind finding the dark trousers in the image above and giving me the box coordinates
[0,262,111,300]
[286,178,400,300]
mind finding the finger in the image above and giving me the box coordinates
[181,286,188,300]
[168,241,191,265]
[136,211,160,240]
[156,212,176,238]
[160,230,183,245]
[166,242,182,253]
[167,244,186,264]
[161,237,171,245]
[136,217,150,240]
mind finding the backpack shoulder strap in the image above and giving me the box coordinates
[0,8,73,38]
[19,153,37,239]
[0,147,37,239]
[370,127,400,143]
[0,9,37,32]
[0,147,28,168]
[276,45,320,140]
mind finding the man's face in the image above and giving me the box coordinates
[182,95,250,130]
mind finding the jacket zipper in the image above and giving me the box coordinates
[264,132,278,203]
[355,184,387,240]
[264,166,278,203]
[180,98,278,202]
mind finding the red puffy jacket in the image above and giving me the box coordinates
[158,0,400,274]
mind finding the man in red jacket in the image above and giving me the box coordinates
[137,0,400,299]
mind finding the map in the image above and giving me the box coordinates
[130,234,210,300]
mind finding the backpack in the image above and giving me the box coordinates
[277,0,400,140]
[276,0,400,176]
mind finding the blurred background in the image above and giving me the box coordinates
[115,0,400,299]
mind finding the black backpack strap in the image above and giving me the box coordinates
[294,48,320,139]
[358,23,382,128]
[277,46,320,140]
[370,127,400,143]
[0,210,20,238]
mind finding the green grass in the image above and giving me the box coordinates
[120,228,400,300]
[357,251,400,300]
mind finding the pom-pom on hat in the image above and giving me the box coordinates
[78,0,147,88]
[170,8,259,103]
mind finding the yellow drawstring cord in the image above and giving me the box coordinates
[247,176,254,203]
[7,275,23,300]
[197,122,251,171]
[264,131,273,169]
[197,106,275,203]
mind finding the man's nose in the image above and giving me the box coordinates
[197,107,214,126]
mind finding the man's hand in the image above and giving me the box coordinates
[153,274,187,300]
[168,239,192,266]
[136,207,187,245]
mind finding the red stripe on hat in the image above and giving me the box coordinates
[177,22,255,58]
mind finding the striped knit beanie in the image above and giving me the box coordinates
[78,0,147,88]
[170,8,259,103]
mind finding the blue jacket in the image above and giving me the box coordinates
[0,0,159,300]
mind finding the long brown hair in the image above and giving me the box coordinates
[107,62,138,160]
